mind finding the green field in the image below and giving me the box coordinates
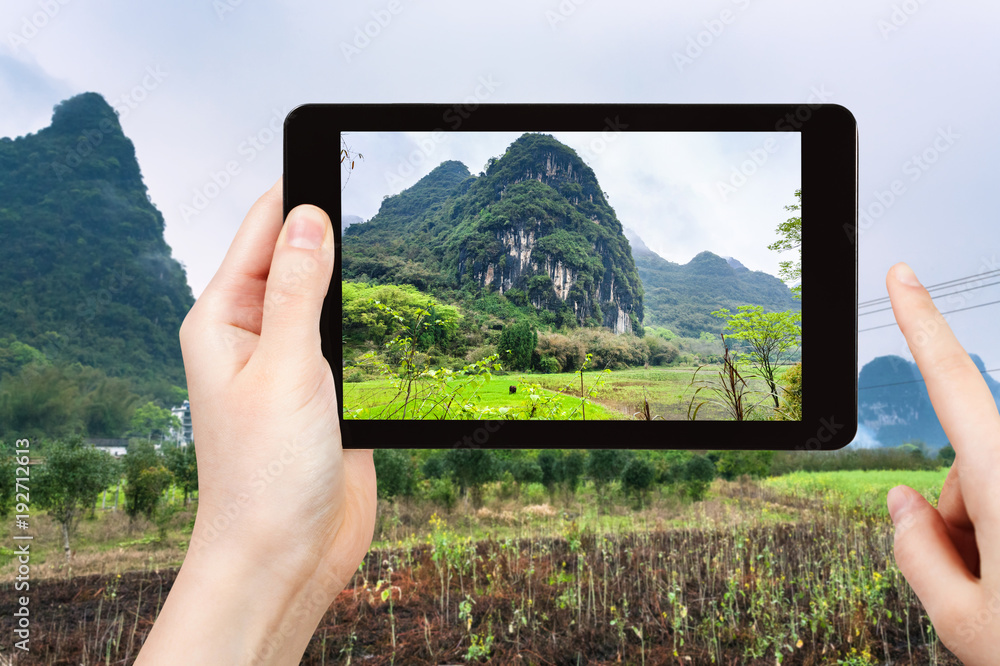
[344,364,787,420]
[763,468,949,515]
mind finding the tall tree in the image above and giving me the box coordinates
[712,305,801,409]
[497,321,537,371]
[163,442,198,506]
[768,189,802,299]
[34,435,120,559]
[122,440,172,523]
[129,401,181,442]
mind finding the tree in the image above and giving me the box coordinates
[34,435,120,559]
[444,448,499,507]
[682,455,716,501]
[561,450,587,495]
[621,456,656,506]
[937,444,956,466]
[497,321,537,371]
[768,189,801,299]
[122,440,172,523]
[712,306,801,409]
[163,442,198,505]
[81,375,141,437]
[538,450,564,493]
[713,450,775,480]
[129,401,181,442]
[587,449,630,494]
[774,361,802,421]
[373,448,416,500]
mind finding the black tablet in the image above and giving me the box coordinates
[283,103,857,450]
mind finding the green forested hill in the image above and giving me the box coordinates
[0,93,193,402]
[624,229,799,338]
[343,133,644,334]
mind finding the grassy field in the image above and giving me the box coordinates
[0,466,958,664]
[343,364,786,420]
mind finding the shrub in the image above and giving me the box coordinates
[521,482,547,505]
[537,355,561,374]
[682,455,716,501]
[621,457,656,504]
[425,477,457,513]
[373,449,416,500]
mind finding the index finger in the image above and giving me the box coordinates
[887,262,1000,519]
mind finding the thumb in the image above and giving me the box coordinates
[257,204,335,364]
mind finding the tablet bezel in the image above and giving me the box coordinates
[283,103,857,450]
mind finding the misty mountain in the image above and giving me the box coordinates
[623,229,799,338]
[0,92,194,399]
[858,353,1000,449]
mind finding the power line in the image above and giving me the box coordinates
[858,298,1000,332]
[859,279,1000,316]
[859,366,1000,390]
[859,269,1000,308]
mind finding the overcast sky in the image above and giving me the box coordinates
[341,130,800,277]
[2,0,998,391]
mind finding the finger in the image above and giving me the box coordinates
[255,204,335,369]
[937,463,981,577]
[888,485,979,628]
[179,178,284,390]
[886,262,1000,524]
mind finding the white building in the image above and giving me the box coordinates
[169,399,193,446]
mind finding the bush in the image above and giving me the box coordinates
[425,477,457,513]
[621,457,656,504]
[682,455,716,501]
[521,482,547,505]
[537,356,561,374]
[712,450,774,480]
[373,449,416,500]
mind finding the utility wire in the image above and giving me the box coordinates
[859,366,1000,390]
[859,279,1000,315]
[859,269,1000,308]
[858,298,1000,332]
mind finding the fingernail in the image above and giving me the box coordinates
[894,263,922,288]
[887,485,915,523]
[285,210,325,249]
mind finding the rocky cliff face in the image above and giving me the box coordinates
[452,133,642,334]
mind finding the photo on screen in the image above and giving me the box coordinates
[338,130,801,421]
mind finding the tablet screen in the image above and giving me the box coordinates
[338,130,802,422]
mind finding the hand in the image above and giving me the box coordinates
[136,178,377,665]
[885,261,1000,664]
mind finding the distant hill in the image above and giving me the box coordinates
[858,353,1000,449]
[623,229,799,338]
[343,134,644,334]
[0,93,194,400]
[341,214,364,232]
